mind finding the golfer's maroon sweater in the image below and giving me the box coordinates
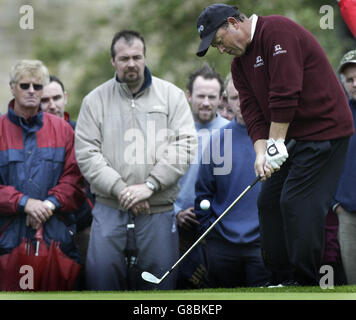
[232,15,354,143]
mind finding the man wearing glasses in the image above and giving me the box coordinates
[0,60,85,288]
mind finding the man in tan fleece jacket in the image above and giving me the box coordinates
[75,30,197,290]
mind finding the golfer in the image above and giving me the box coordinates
[196,3,354,286]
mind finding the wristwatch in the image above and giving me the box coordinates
[43,200,56,212]
[145,180,157,192]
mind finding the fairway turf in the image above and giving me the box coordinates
[1,285,356,300]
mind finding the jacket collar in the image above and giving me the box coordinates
[64,111,71,122]
[7,99,43,132]
[115,66,152,97]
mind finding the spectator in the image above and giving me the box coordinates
[174,64,229,289]
[41,75,75,129]
[322,208,347,286]
[196,4,354,285]
[41,75,94,289]
[195,85,271,288]
[75,30,197,290]
[217,89,229,119]
[218,73,240,121]
[0,60,85,289]
[331,50,356,284]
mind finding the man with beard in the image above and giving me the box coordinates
[75,30,197,290]
[194,76,270,288]
[175,64,228,235]
[174,64,229,288]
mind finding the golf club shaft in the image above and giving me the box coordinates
[161,183,254,281]
[155,139,296,283]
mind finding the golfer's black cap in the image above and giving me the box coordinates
[196,3,239,57]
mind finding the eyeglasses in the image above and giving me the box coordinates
[19,83,43,91]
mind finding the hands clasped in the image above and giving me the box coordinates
[24,198,53,230]
[119,184,153,216]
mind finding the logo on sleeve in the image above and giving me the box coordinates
[273,44,287,56]
[254,56,264,68]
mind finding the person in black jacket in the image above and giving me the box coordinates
[41,75,94,289]
[41,75,76,128]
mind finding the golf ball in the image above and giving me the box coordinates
[200,199,210,210]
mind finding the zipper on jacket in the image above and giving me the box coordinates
[131,99,135,108]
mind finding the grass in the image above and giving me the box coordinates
[1,285,356,300]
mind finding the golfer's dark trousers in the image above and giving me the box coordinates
[257,138,349,285]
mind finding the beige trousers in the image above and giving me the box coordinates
[338,208,356,284]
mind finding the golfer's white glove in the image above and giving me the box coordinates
[265,138,288,169]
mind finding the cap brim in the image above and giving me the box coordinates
[338,60,356,74]
[196,30,217,57]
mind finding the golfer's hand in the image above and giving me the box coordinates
[177,207,200,231]
[254,152,274,181]
[265,138,288,170]
[119,184,153,210]
[131,200,150,216]
[24,198,53,224]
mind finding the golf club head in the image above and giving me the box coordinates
[141,271,161,284]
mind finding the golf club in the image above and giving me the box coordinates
[142,139,296,285]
